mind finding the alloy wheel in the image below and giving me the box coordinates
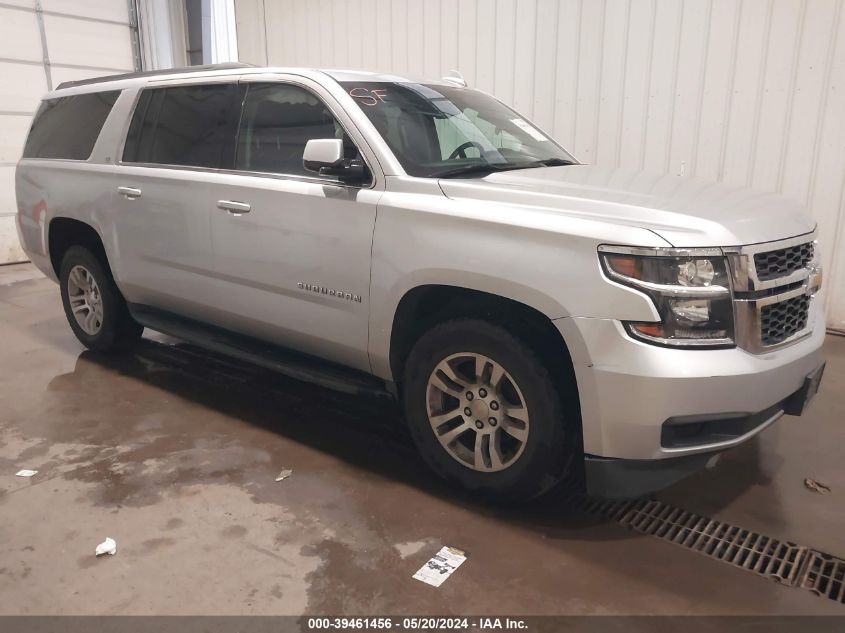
[67,265,104,335]
[426,352,530,472]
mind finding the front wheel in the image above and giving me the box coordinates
[403,319,576,501]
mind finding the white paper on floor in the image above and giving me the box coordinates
[275,469,293,482]
[412,546,467,587]
[15,469,37,477]
[95,537,117,556]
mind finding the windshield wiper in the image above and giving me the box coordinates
[516,158,577,168]
[433,163,513,179]
[434,158,577,179]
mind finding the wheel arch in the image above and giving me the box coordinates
[47,217,111,278]
[385,283,581,417]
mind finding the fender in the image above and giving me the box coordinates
[368,270,574,380]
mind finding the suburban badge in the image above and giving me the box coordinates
[297,282,363,303]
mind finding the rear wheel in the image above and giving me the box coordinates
[59,246,143,352]
[403,319,576,501]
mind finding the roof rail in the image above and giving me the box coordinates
[55,62,259,91]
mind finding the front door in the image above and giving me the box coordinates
[206,80,382,372]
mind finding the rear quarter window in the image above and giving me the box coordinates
[22,91,120,160]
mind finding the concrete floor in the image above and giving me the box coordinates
[0,262,843,616]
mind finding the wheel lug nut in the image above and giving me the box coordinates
[489,418,497,426]
[466,392,474,401]
[475,420,484,429]
[464,407,472,416]
[490,401,499,411]
[479,388,487,398]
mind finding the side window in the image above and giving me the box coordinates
[23,91,120,160]
[122,89,160,164]
[235,83,359,177]
[122,83,243,168]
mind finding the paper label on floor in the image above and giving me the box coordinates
[15,469,37,477]
[510,118,548,142]
[412,546,467,587]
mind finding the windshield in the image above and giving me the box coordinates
[339,81,577,178]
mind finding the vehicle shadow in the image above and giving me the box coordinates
[50,336,765,540]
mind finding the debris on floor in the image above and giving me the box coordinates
[14,469,37,477]
[95,537,117,556]
[412,546,467,587]
[804,478,831,494]
[275,469,293,482]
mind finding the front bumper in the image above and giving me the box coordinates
[554,310,826,462]
[582,366,824,498]
[584,452,720,499]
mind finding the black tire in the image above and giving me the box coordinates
[59,245,143,352]
[402,319,577,501]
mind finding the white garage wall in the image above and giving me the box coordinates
[235,0,845,331]
[0,0,138,264]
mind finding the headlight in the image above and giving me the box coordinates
[599,246,735,348]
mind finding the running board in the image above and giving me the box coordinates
[128,304,392,399]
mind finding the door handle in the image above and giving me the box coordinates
[217,200,251,214]
[117,186,142,199]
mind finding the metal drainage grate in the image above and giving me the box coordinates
[580,496,845,606]
[581,497,637,522]
[618,500,808,585]
[800,551,845,604]
[581,498,809,586]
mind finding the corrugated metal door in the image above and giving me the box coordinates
[0,0,139,264]
[234,0,845,330]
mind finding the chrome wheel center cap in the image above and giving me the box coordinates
[469,397,489,422]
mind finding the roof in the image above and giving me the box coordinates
[54,63,258,90]
[320,69,453,85]
[53,64,456,92]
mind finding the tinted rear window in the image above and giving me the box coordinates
[23,91,120,160]
[122,84,243,168]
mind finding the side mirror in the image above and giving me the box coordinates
[303,138,366,184]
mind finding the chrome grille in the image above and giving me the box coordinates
[726,234,817,354]
[754,242,814,282]
[760,294,810,346]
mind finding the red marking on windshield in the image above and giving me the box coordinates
[349,87,388,106]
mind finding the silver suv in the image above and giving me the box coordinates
[15,64,826,500]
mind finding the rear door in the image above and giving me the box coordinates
[204,77,383,372]
[112,79,244,319]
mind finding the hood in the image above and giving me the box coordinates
[438,165,815,247]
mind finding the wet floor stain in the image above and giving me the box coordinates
[221,525,248,539]
[302,539,397,614]
[141,537,176,552]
